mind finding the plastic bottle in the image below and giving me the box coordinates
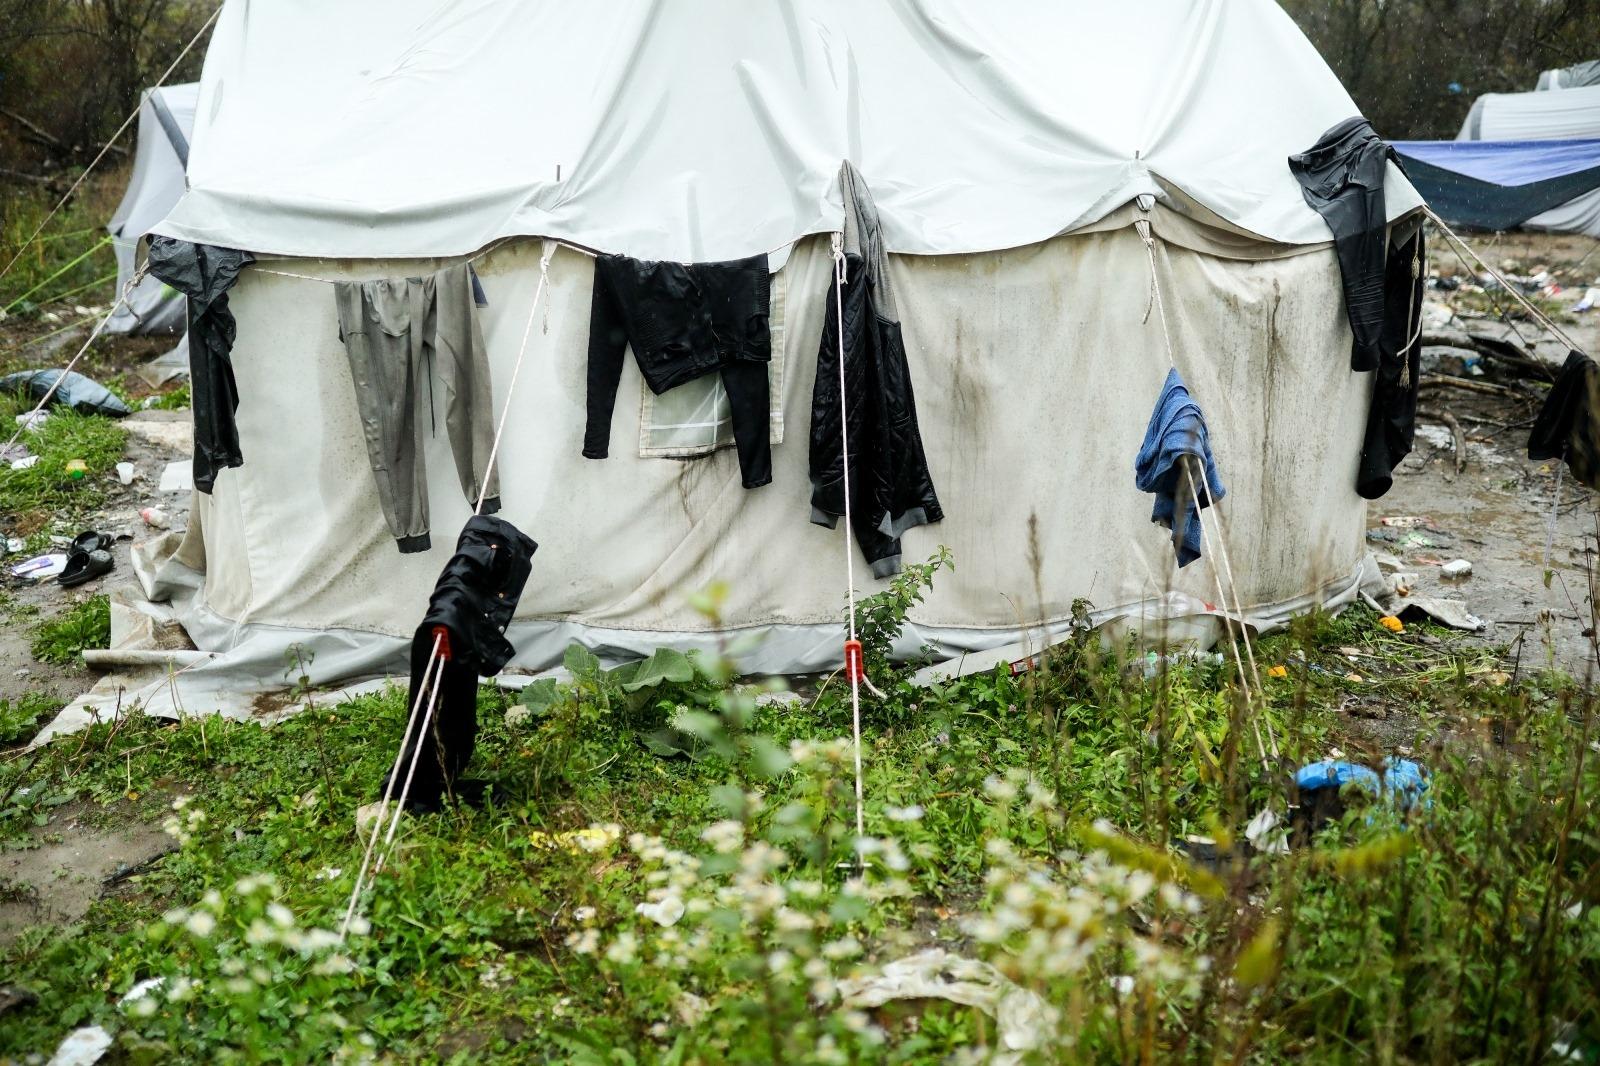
[65,459,87,480]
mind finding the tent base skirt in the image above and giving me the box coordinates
[30,553,1383,747]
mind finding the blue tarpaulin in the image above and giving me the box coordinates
[1392,139,1600,231]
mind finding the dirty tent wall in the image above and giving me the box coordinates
[135,0,1423,692]
[106,83,198,338]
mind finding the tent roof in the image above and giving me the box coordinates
[1537,61,1600,91]
[154,0,1420,262]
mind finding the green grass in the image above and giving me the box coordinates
[0,566,1594,1063]
[30,595,110,666]
[0,692,61,748]
[0,390,128,539]
[0,180,120,319]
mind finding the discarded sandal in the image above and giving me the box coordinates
[69,530,112,556]
[57,548,113,587]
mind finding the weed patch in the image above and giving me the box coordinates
[31,596,110,666]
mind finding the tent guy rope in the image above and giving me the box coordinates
[1136,214,1278,763]
[830,232,870,867]
[1,265,149,456]
[340,248,554,939]
[0,6,221,290]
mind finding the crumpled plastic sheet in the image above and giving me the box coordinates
[835,949,1059,1063]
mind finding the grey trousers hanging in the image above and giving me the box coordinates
[334,264,499,554]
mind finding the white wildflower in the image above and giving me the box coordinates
[700,819,744,853]
[184,911,216,938]
[605,931,638,965]
[635,895,685,928]
[884,804,924,822]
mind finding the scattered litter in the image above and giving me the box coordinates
[1576,287,1600,313]
[1440,559,1473,578]
[0,369,132,418]
[157,461,193,493]
[1379,616,1405,633]
[10,454,39,471]
[65,458,87,480]
[115,462,135,485]
[45,1025,113,1066]
[9,553,68,581]
[1267,665,1288,678]
[4,537,24,554]
[139,507,171,530]
[1138,650,1224,678]
[14,410,50,431]
[1379,515,1429,528]
[1372,552,1404,572]
[122,977,164,1004]
[1415,424,1455,451]
[0,441,30,464]
[837,949,1059,1064]
[1397,596,1485,632]
[1295,758,1429,811]
[1245,808,1290,855]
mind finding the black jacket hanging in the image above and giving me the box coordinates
[1529,350,1600,491]
[145,236,255,494]
[584,253,773,488]
[1356,225,1426,500]
[809,162,943,579]
[387,514,537,810]
[1289,117,1403,373]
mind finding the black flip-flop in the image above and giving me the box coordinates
[69,531,112,555]
[58,548,113,587]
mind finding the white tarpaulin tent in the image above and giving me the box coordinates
[106,83,198,338]
[1455,83,1600,237]
[45,0,1425,735]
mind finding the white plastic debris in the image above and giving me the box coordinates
[122,977,164,1003]
[9,454,39,470]
[139,507,170,530]
[46,1025,113,1066]
[9,553,68,581]
[157,461,192,494]
[837,949,1059,1063]
[115,462,135,485]
[1399,596,1486,632]
[14,410,50,431]
[1440,559,1473,578]
[1245,807,1290,855]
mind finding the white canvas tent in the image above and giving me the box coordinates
[46,0,1427,736]
[106,82,198,338]
[1537,61,1600,92]
[1456,83,1600,237]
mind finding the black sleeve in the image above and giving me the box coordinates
[1356,228,1424,500]
[583,256,631,460]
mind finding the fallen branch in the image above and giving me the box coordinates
[1419,329,1557,381]
[1417,405,1467,474]
[0,106,62,148]
[1419,374,1528,399]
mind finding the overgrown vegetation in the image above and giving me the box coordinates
[0,390,129,539]
[30,594,110,666]
[0,557,1594,1062]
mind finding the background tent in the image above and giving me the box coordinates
[1395,81,1600,237]
[105,82,197,338]
[49,0,1426,730]
[1537,61,1600,92]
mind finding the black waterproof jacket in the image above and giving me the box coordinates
[145,237,255,494]
[1289,117,1402,372]
[1356,225,1426,499]
[1529,350,1600,491]
[388,514,537,809]
[809,163,943,578]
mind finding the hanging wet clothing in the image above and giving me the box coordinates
[334,264,499,554]
[1289,117,1404,372]
[1135,368,1225,568]
[584,253,773,488]
[1289,118,1426,499]
[385,514,537,811]
[145,237,255,494]
[1529,350,1600,490]
[810,162,943,579]
[1356,225,1426,500]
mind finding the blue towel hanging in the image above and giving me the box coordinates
[1134,368,1226,567]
